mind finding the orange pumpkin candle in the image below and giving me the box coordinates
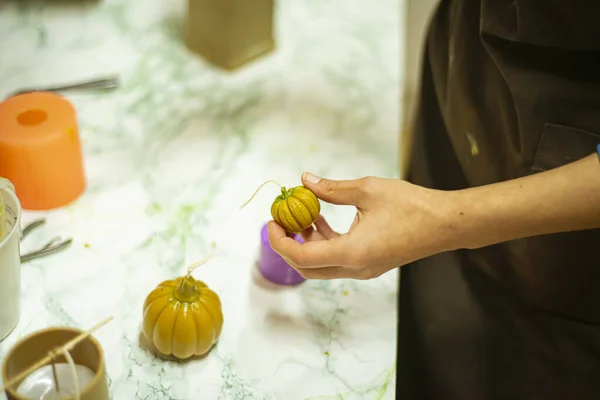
[142,256,224,360]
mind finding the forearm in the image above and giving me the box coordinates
[449,153,600,250]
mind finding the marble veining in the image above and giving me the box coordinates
[0,0,401,398]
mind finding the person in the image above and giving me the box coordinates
[267,1,600,398]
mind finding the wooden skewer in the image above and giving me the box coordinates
[0,316,114,392]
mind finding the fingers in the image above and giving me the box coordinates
[268,221,350,268]
[300,215,339,242]
[300,225,324,242]
[313,215,339,239]
[277,250,360,279]
[302,172,374,208]
[293,266,376,280]
[294,266,352,279]
[268,220,384,280]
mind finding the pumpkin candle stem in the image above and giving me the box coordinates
[176,255,213,302]
[279,187,291,199]
[176,277,199,301]
[239,179,283,209]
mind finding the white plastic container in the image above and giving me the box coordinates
[0,177,21,341]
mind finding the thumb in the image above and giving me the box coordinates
[301,172,370,207]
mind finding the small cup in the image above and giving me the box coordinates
[258,222,305,285]
[2,327,110,400]
[0,178,21,342]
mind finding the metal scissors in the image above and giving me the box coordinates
[6,75,119,98]
[20,219,72,263]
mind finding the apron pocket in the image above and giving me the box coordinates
[531,123,600,173]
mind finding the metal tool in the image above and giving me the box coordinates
[7,75,119,98]
[20,219,72,263]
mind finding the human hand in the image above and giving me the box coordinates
[267,172,461,280]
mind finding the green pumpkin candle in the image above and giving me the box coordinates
[241,180,321,233]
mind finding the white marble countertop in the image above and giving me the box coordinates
[0,0,400,398]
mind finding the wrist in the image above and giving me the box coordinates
[440,186,505,251]
[430,153,600,253]
[420,187,486,253]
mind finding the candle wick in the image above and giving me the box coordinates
[61,348,80,400]
[50,357,61,393]
[186,254,213,276]
[239,179,283,210]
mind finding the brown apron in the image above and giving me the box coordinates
[397,1,600,399]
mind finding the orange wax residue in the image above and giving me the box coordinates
[0,92,86,210]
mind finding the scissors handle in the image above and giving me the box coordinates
[19,219,72,264]
[8,76,119,98]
